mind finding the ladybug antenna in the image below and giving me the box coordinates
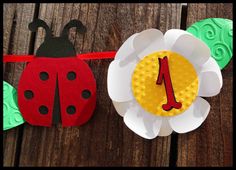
[28,19,52,39]
[61,20,87,38]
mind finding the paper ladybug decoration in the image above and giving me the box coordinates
[17,19,96,127]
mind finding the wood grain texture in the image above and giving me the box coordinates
[176,3,233,167]
[3,3,36,167]
[3,3,232,167]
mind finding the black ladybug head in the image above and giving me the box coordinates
[28,19,86,58]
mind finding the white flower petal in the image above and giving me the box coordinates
[115,33,138,61]
[169,97,210,133]
[124,103,162,139]
[112,100,134,117]
[164,29,191,50]
[158,118,173,137]
[107,59,137,102]
[133,29,165,59]
[198,57,223,97]
[171,33,210,66]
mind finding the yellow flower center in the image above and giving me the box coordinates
[131,50,199,116]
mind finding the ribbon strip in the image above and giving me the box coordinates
[3,55,35,62]
[3,51,116,63]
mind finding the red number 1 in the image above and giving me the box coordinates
[156,56,182,111]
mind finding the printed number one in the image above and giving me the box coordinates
[156,56,182,111]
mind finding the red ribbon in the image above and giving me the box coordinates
[78,51,116,60]
[3,51,116,63]
[3,55,35,62]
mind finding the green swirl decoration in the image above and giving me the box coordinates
[212,42,231,67]
[187,18,233,69]
[202,23,217,41]
[3,81,25,130]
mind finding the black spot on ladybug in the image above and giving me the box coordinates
[82,90,91,99]
[67,71,76,80]
[39,105,48,114]
[40,72,49,81]
[24,90,34,99]
[67,105,76,114]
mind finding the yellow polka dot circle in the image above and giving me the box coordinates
[131,50,199,117]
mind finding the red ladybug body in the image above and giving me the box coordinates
[17,19,96,127]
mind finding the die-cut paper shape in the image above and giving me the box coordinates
[107,29,222,139]
[3,81,25,130]
[187,18,233,69]
[17,19,96,127]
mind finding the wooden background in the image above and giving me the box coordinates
[3,3,233,167]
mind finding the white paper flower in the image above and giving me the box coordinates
[107,29,222,139]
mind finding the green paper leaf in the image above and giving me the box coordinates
[3,81,25,130]
[187,18,233,70]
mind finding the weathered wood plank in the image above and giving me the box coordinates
[18,3,182,167]
[3,3,36,167]
[176,3,233,167]
[149,4,181,167]
[3,4,17,167]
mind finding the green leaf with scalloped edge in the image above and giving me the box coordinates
[187,18,232,70]
[3,81,25,130]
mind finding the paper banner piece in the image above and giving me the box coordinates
[3,81,25,130]
[108,29,222,139]
[187,18,233,69]
[3,51,116,63]
[17,19,96,127]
